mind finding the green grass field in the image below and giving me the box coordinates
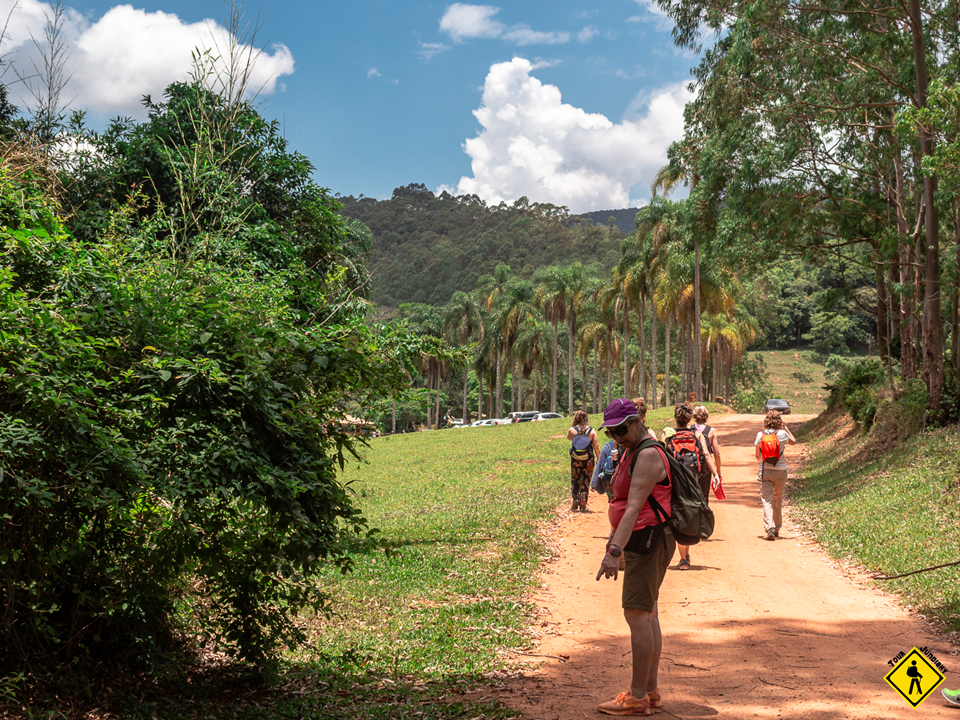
[791,407,960,638]
[752,349,832,414]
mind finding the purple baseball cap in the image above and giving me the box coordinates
[599,398,639,429]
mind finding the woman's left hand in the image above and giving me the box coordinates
[596,551,620,581]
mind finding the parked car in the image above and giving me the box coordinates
[512,411,540,423]
[763,398,791,415]
[535,412,564,421]
[478,418,508,426]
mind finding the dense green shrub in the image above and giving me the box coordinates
[823,357,887,426]
[0,81,420,672]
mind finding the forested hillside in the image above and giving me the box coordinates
[338,184,623,307]
[578,207,643,236]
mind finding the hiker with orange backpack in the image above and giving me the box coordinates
[755,410,797,540]
[664,403,719,570]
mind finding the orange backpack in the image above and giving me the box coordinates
[759,432,781,465]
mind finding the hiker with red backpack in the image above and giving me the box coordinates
[755,410,797,540]
[664,403,719,570]
[567,410,600,512]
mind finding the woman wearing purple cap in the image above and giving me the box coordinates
[595,398,676,716]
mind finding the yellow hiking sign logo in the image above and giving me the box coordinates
[885,648,945,708]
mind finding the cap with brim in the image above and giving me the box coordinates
[599,398,640,429]
[661,427,676,439]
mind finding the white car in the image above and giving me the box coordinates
[478,418,509,426]
[535,412,564,421]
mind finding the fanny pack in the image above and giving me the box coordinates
[624,522,668,554]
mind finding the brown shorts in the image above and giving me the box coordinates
[622,530,677,611]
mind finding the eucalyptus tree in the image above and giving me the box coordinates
[657,0,955,412]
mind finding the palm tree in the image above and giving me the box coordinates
[443,291,484,422]
[499,279,537,412]
[535,266,568,413]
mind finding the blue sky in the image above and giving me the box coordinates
[1,0,699,213]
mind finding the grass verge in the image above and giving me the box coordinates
[2,404,727,719]
[791,405,960,638]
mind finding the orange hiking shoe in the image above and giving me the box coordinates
[646,687,661,708]
[597,689,651,716]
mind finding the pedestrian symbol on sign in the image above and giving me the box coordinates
[885,648,944,708]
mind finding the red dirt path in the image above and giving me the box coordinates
[499,414,959,719]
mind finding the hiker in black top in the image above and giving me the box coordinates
[567,410,600,512]
[666,403,718,569]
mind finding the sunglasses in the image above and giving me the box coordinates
[606,419,634,437]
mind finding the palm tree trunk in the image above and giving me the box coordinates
[478,370,484,420]
[650,301,658,409]
[622,302,630,397]
[463,367,469,422]
[568,314,575,415]
[664,315,672,407]
[639,295,647,401]
[392,398,397,433]
[551,320,559,413]
[434,366,442,429]
[592,336,599,413]
[496,351,503,418]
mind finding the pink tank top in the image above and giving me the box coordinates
[608,446,672,531]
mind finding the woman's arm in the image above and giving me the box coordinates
[783,424,797,445]
[591,430,601,458]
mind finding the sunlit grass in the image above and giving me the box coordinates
[792,416,960,635]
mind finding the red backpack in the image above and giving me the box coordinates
[759,432,782,465]
[664,427,703,475]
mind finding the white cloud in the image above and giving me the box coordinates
[577,25,599,43]
[0,0,294,118]
[439,3,504,41]
[437,58,691,213]
[501,25,570,45]
[437,4,571,47]
[631,0,675,33]
[418,41,451,60]
[367,68,382,78]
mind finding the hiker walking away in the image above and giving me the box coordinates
[755,410,797,540]
[567,410,600,512]
[595,398,676,716]
[692,405,721,483]
[665,403,719,569]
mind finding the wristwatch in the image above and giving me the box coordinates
[607,545,622,557]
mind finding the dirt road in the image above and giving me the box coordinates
[502,414,959,719]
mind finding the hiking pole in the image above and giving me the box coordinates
[872,560,960,580]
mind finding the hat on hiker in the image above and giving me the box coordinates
[599,398,639,429]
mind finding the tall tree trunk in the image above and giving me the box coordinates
[875,247,889,364]
[463,366,470,423]
[954,198,960,376]
[651,302,659,409]
[551,320,559,413]
[622,302,631,398]
[478,370,484,421]
[694,239,702,402]
[664,315,672,407]
[496,351,502,418]
[568,313,576,414]
[909,0,944,412]
[392,398,397,434]
[592,336,599,413]
[434,366,442,430]
[893,148,917,379]
[639,294,647,401]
